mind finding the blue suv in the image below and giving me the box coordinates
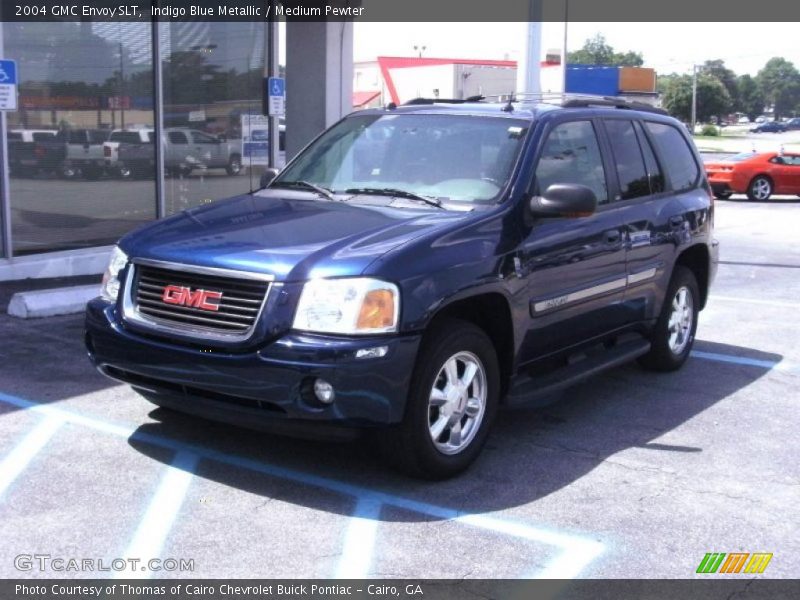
[86,96,718,479]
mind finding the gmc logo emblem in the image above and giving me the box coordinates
[161,285,223,311]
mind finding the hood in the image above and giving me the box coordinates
[120,190,468,281]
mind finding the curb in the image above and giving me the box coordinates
[7,285,99,319]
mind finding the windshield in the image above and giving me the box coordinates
[275,113,529,205]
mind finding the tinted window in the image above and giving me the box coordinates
[604,119,650,200]
[31,132,56,142]
[634,121,665,194]
[645,122,700,191]
[534,120,608,204]
[89,130,109,144]
[191,131,217,144]
[110,131,145,144]
[8,132,22,141]
[168,131,188,144]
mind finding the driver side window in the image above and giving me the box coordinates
[534,120,608,205]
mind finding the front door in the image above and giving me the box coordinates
[517,118,629,364]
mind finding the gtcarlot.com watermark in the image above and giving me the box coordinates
[14,553,194,573]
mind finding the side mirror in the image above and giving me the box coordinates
[259,168,280,189]
[529,183,597,218]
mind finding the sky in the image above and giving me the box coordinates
[344,22,800,77]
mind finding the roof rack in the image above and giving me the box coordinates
[403,96,485,105]
[482,92,668,115]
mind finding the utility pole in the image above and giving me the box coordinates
[691,64,697,133]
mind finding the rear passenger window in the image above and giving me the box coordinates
[603,119,650,200]
[645,122,700,191]
[534,120,608,205]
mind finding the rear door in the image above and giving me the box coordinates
[769,154,800,193]
[516,117,629,363]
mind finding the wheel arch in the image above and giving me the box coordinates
[425,292,515,397]
[675,244,710,309]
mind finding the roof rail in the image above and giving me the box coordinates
[481,92,668,115]
[403,95,485,105]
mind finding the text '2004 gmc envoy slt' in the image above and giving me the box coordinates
[86,95,719,479]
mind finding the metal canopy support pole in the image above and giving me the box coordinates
[152,17,166,219]
[516,2,543,95]
[266,7,280,169]
[0,19,12,259]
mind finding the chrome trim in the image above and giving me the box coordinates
[534,277,627,313]
[627,267,657,285]
[121,260,274,343]
[133,257,275,282]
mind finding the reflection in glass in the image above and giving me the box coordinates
[3,22,156,255]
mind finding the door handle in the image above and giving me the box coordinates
[604,229,621,244]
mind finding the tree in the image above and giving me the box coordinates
[661,74,732,123]
[703,59,738,109]
[736,74,765,121]
[567,34,644,67]
[756,57,800,120]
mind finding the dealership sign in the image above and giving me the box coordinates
[0,59,18,111]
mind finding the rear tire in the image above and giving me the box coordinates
[226,154,242,176]
[379,318,499,479]
[747,176,772,201]
[639,266,699,372]
[713,191,732,200]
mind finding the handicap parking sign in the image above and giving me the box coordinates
[0,59,18,110]
[267,76,285,117]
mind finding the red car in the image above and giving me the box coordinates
[705,152,800,200]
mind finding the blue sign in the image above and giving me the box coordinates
[267,76,285,117]
[0,59,18,111]
[0,60,17,85]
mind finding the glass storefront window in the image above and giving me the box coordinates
[3,22,157,255]
[160,22,276,216]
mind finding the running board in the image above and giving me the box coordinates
[505,338,651,409]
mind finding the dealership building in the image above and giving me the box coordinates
[0,19,353,281]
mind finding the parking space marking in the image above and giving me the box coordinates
[691,350,799,375]
[711,295,800,309]
[335,497,382,578]
[0,416,61,500]
[115,450,199,579]
[0,391,606,578]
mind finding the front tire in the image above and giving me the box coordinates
[747,176,772,201]
[380,319,499,479]
[639,266,699,372]
[713,191,732,200]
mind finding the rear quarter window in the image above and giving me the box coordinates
[644,122,700,191]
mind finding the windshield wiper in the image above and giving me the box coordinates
[270,180,338,202]
[344,187,444,209]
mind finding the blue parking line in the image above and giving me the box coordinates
[691,350,798,374]
[0,416,61,500]
[0,390,605,578]
[335,497,382,578]
[115,450,199,579]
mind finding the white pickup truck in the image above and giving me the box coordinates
[103,128,154,178]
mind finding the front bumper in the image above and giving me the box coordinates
[85,298,421,439]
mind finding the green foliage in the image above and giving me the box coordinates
[736,74,764,121]
[661,74,732,122]
[700,124,719,136]
[703,60,738,107]
[756,57,800,120]
[567,34,644,67]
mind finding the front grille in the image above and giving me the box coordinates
[131,263,270,336]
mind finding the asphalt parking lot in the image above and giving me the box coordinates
[0,196,798,580]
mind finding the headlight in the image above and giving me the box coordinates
[293,278,399,335]
[100,246,128,301]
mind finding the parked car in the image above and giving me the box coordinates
[104,128,154,178]
[750,121,787,133]
[7,129,59,176]
[87,96,718,479]
[42,128,111,179]
[785,117,800,131]
[705,151,800,200]
[117,128,242,178]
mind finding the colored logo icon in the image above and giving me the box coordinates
[696,552,773,574]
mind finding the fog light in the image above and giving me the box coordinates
[313,378,335,404]
[355,345,388,359]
